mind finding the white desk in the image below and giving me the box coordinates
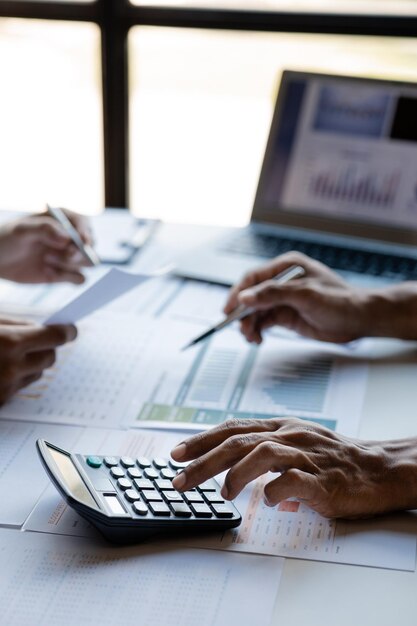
[132,218,417,626]
[1,211,417,625]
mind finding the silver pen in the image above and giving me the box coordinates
[46,204,100,267]
[181,264,305,351]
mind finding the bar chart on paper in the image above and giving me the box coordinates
[135,325,368,436]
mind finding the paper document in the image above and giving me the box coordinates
[44,267,152,324]
[24,427,182,537]
[182,475,417,571]
[23,426,411,572]
[128,320,368,436]
[0,421,82,527]
[0,530,283,626]
[0,314,368,433]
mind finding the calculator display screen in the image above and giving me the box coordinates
[48,447,99,510]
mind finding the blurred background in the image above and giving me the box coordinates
[1,1,417,226]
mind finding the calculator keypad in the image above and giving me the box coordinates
[83,454,236,522]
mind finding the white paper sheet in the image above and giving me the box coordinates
[0,421,82,527]
[44,267,152,324]
[24,427,413,572]
[0,529,283,626]
[0,313,176,428]
[24,427,182,537]
[180,475,417,571]
[0,312,368,435]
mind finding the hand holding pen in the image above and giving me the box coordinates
[46,205,100,267]
[183,263,305,350]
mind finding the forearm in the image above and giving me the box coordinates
[361,282,417,340]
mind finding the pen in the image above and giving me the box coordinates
[46,204,100,267]
[181,264,305,351]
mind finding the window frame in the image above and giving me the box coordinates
[0,0,416,208]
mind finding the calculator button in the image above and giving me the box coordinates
[169,459,188,471]
[132,502,148,516]
[211,504,234,518]
[133,479,154,491]
[162,491,184,503]
[155,479,175,491]
[148,502,170,516]
[152,457,168,469]
[143,468,159,480]
[110,467,125,479]
[189,503,213,518]
[86,456,102,469]
[120,457,135,468]
[117,478,132,491]
[160,468,176,480]
[137,457,152,469]
[170,503,192,518]
[203,492,225,504]
[124,489,140,503]
[104,457,119,468]
[127,468,142,480]
[197,480,218,493]
[142,490,164,503]
[183,491,204,504]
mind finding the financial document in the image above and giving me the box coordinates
[0,529,283,626]
[0,421,82,527]
[128,319,368,435]
[24,427,414,572]
[182,474,417,571]
[0,311,368,434]
[24,427,181,537]
[44,267,152,324]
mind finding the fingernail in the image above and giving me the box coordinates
[172,472,186,491]
[263,496,272,507]
[171,443,186,460]
[221,485,229,499]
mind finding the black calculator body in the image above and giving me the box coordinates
[37,440,241,544]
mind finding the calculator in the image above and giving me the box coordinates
[36,440,241,544]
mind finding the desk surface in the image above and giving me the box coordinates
[132,218,417,626]
[2,212,417,625]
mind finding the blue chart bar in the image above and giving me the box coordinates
[188,349,239,404]
[260,357,332,413]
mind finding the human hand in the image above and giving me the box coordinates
[0,319,77,404]
[171,417,417,519]
[223,252,373,344]
[0,210,94,284]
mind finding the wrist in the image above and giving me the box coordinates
[360,283,417,339]
[374,438,417,512]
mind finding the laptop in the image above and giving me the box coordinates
[175,70,417,286]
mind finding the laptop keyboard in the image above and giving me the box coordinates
[219,232,417,280]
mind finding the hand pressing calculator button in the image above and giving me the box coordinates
[36,439,241,544]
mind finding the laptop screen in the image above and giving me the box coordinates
[253,71,417,244]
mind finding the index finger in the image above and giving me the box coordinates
[20,324,78,352]
[223,252,313,314]
[171,417,281,462]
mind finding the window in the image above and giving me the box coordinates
[129,28,417,225]
[0,0,416,222]
[0,17,102,214]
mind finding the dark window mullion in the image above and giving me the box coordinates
[124,6,417,38]
[0,1,98,21]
